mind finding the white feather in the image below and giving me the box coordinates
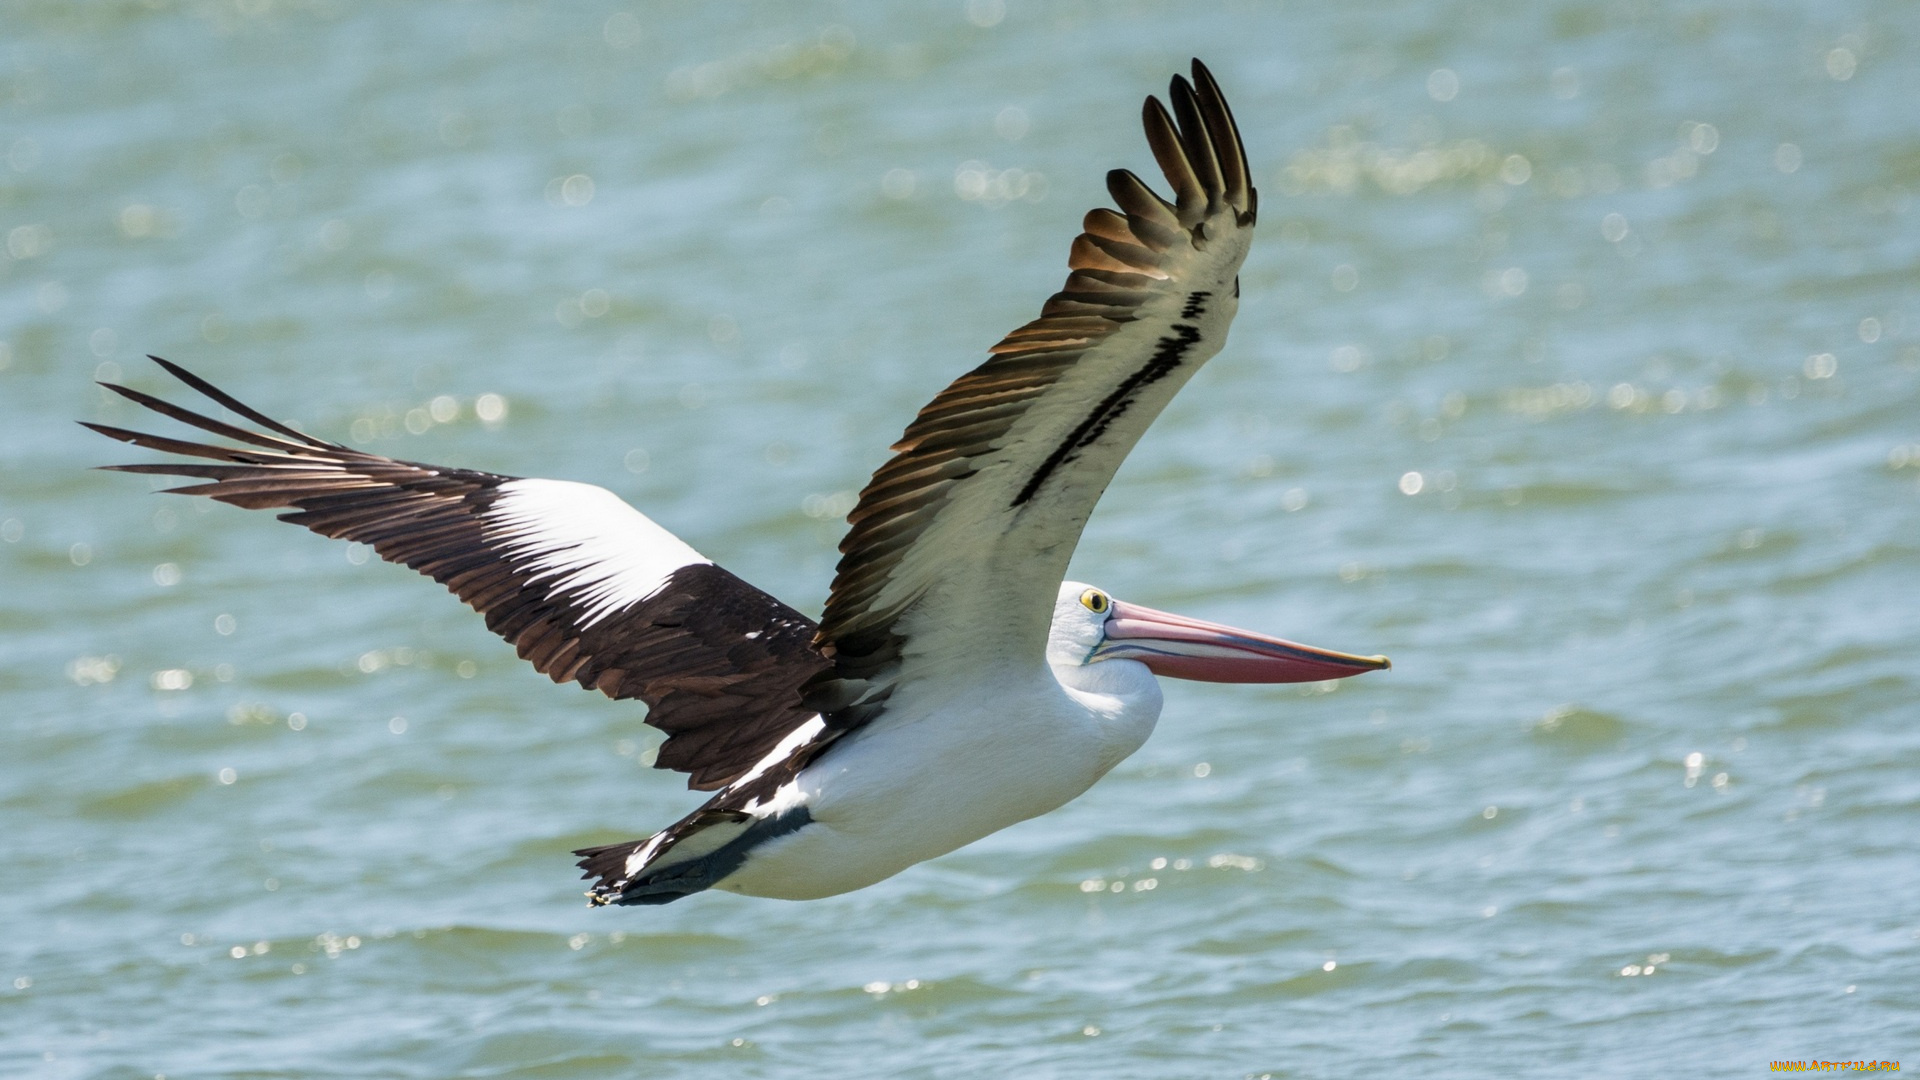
[733,716,827,807]
[486,479,708,627]
[714,637,1163,900]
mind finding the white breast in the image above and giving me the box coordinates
[714,659,1163,900]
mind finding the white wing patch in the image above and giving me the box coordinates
[487,479,709,628]
[734,716,826,809]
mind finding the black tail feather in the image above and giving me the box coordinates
[574,839,650,901]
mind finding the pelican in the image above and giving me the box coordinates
[88,61,1388,906]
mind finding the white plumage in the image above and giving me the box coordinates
[712,584,1169,900]
[489,479,710,627]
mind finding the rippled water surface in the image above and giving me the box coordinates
[4,1,1918,1076]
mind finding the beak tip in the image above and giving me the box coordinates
[1371,654,1392,671]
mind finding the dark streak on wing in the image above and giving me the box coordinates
[86,359,828,791]
[1011,321,1203,507]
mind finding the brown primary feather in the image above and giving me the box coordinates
[1167,74,1224,211]
[1191,62,1250,212]
[1141,96,1205,227]
[1105,169,1181,231]
[1080,208,1139,247]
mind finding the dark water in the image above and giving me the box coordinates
[4,1,1917,1076]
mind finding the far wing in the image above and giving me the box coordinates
[87,359,827,791]
[809,61,1257,725]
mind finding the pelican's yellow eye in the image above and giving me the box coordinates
[1079,589,1109,614]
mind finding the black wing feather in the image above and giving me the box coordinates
[88,359,827,791]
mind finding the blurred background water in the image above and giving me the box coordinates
[3,0,1917,1076]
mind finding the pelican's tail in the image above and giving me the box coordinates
[573,838,699,907]
[573,804,813,907]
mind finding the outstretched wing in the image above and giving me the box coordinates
[86,359,827,791]
[807,60,1258,726]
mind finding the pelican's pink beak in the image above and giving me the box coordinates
[1094,599,1390,684]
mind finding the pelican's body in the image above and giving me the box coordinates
[702,593,1166,900]
[89,62,1388,907]
[717,644,1158,900]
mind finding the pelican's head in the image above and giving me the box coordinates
[1047,581,1390,683]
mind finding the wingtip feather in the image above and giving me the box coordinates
[145,355,336,449]
[1167,73,1225,210]
[1189,59,1253,216]
[1140,94,1206,228]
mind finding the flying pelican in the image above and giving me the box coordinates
[88,61,1388,906]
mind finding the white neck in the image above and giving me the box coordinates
[1051,657,1163,775]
